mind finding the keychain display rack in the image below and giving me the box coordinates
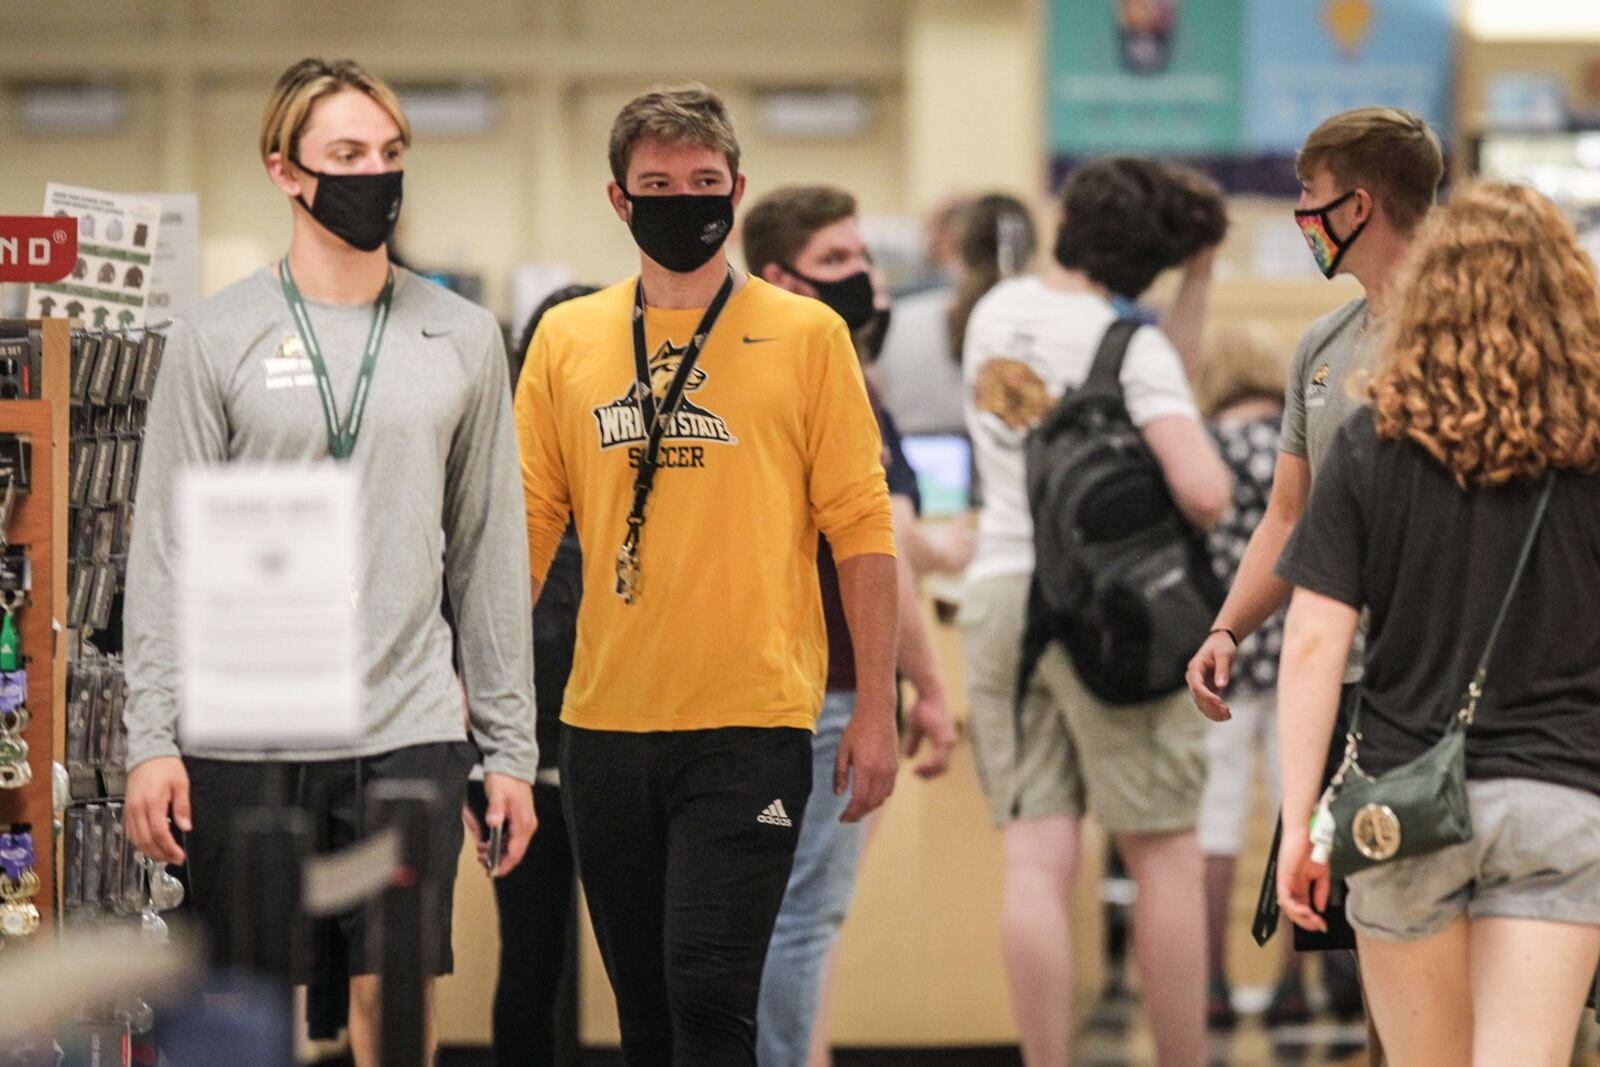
[0,319,72,938]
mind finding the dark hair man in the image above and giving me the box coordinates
[514,85,900,1065]
[962,155,1231,1067]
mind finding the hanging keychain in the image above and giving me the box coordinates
[0,473,17,669]
[0,589,27,788]
[0,832,41,938]
[0,704,29,790]
[0,589,23,673]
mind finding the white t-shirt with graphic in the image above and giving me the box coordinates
[962,276,1199,582]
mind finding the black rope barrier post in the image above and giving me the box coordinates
[227,802,312,987]
[226,800,312,1067]
[369,780,439,1067]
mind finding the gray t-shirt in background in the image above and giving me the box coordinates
[125,267,538,778]
[1279,296,1377,681]
[874,286,968,436]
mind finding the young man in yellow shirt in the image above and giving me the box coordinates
[514,85,900,1065]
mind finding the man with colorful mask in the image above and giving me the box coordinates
[1184,108,1444,1064]
[741,184,964,1067]
[514,86,900,1065]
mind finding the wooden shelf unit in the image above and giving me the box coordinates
[0,319,73,932]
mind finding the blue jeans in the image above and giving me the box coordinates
[756,691,866,1067]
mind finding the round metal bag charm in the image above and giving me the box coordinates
[0,899,39,938]
[1353,803,1403,861]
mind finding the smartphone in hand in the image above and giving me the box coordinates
[465,778,505,874]
[486,823,505,872]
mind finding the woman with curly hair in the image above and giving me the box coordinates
[1275,182,1600,1065]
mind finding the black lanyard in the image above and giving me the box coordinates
[278,257,395,461]
[615,269,736,603]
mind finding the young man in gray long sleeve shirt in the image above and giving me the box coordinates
[122,58,536,1066]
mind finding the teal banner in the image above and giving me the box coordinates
[1048,0,1246,155]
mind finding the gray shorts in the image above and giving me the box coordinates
[1346,777,1600,942]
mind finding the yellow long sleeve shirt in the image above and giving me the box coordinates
[514,276,895,733]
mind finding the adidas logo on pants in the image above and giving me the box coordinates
[757,799,793,827]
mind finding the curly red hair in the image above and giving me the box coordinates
[1370,182,1600,487]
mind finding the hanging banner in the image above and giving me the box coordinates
[1048,0,1246,156]
[1243,0,1454,153]
[25,184,162,328]
[1047,0,1454,193]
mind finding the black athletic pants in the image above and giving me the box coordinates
[483,780,577,1066]
[561,723,812,1067]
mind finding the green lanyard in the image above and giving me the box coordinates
[278,257,395,461]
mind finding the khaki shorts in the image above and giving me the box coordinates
[959,573,1207,833]
[1346,777,1600,942]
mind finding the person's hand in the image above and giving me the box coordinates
[126,756,191,865]
[1186,630,1237,722]
[1276,821,1332,933]
[925,521,978,575]
[835,697,899,823]
[482,773,537,878]
[902,689,958,779]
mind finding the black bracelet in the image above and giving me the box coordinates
[1209,627,1239,648]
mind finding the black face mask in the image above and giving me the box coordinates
[625,192,734,273]
[784,266,878,331]
[295,163,404,253]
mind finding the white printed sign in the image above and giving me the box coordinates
[179,464,361,751]
[136,192,201,318]
[27,183,163,328]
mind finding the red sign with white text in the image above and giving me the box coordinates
[0,216,78,283]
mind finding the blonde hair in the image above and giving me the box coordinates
[1370,181,1600,487]
[608,84,740,186]
[259,58,411,165]
[1193,321,1291,419]
[1296,107,1443,234]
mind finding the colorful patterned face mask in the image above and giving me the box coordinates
[1295,190,1368,278]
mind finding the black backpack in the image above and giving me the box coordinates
[1016,318,1224,707]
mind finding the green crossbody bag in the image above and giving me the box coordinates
[1319,473,1556,880]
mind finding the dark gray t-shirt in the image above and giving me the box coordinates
[1279,412,1600,799]
[1281,298,1374,473]
[1280,297,1376,680]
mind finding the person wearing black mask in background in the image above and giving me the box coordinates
[742,185,966,1067]
[123,58,538,1067]
[515,85,900,1065]
[464,284,599,1067]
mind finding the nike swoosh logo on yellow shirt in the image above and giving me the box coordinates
[743,335,778,344]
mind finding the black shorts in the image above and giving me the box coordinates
[182,740,477,981]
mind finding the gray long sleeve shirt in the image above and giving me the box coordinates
[125,266,538,779]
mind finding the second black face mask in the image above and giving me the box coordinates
[786,267,878,331]
[296,164,404,253]
[626,193,735,273]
